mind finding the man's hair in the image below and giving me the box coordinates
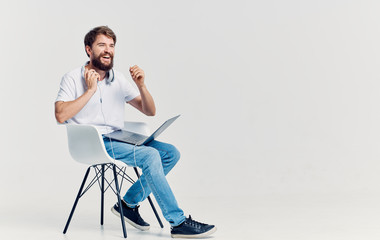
[84,26,117,57]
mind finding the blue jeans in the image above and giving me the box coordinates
[103,137,185,226]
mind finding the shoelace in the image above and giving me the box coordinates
[118,202,142,216]
[184,215,207,228]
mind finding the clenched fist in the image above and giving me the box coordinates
[85,68,100,93]
[129,65,145,88]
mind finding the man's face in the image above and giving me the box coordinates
[88,34,115,71]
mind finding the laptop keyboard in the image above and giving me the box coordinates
[123,132,146,142]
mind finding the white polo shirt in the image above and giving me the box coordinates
[56,63,140,134]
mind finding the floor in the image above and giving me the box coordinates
[2,192,380,240]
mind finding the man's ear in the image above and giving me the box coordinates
[85,45,92,57]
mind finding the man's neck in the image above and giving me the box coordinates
[86,62,107,81]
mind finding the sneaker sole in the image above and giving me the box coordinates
[111,207,150,231]
[171,226,217,238]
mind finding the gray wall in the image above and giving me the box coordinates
[1,0,380,207]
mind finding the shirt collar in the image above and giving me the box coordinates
[81,61,114,84]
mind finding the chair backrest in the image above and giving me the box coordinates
[65,122,150,166]
[66,124,114,165]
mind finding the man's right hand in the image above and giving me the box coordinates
[55,68,101,124]
[85,68,100,93]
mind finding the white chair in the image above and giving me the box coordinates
[62,122,163,238]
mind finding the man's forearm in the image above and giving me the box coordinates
[55,90,95,123]
[138,84,156,116]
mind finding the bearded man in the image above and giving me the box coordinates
[55,26,216,238]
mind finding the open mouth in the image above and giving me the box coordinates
[101,55,112,63]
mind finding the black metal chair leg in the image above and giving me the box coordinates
[101,164,105,225]
[113,164,127,238]
[63,167,91,234]
[147,196,164,228]
[133,167,164,228]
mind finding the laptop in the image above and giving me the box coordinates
[103,115,180,146]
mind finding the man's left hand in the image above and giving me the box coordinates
[129,65,145,88]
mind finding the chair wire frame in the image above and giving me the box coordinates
[80,164,135,198]
[63,163,164,238]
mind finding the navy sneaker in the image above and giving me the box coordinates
[171,215,217,238]
[111,200,150,231]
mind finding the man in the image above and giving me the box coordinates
[55,26,216,238]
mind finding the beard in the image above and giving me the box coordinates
[91,53,114,71]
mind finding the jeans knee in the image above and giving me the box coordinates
[170,145,181,165]
[163,144,180,167]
